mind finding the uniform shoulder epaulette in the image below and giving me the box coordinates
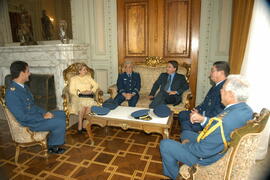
[217,112,227,119]
[218,112,227,118]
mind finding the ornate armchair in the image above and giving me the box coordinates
[0,86,49,164]
[179,108,270,180]
[62,63,104,128]
[108,57,192,114]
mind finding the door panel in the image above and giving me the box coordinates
[117,0,200,107]
[125,2,148,56]
[164,0,190,57]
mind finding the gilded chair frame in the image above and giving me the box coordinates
[179,108,270,180]
[62,63,104,128]
[0,86,48,164]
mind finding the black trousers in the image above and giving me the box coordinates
[149,91,178,108]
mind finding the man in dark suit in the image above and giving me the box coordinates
[160,75,253,180]
[5,61,66,154]
[114,61,141,107]
[179,61,230,134]
[149,60,189,108]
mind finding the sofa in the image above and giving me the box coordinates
[108,57,192,114]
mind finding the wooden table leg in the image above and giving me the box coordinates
[163,128,169,139]
[86,120,94,146]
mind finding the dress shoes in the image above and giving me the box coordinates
[78,128,87,134]
[48,146,66,154]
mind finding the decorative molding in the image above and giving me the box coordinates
[125,2,148,56]
[93,0,106,55]
[0,0,12,44]
[164,0,191,57]
[104,0,118,88]
[0,44,89,109]
[196,0,232,105]
[70,0,118,93]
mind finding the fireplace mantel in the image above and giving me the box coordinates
[0,44,89,109]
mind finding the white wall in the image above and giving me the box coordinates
[71,0,118,94]
[196,0,232,104]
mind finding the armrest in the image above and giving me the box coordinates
[94,88,104,105]
[108,84,118,99]
[62,86,70,119]
[181,89,192,110]
[179,164,195,180]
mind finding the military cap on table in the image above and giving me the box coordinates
[102,98,118,110]
[153,104,171,118]
[91,106,110,115]
[131,109,150,120]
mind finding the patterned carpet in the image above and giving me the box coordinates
[0,118,181,180]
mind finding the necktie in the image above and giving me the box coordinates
[164,74,171,91]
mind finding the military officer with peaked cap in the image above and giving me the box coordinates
[160,75,253,180]
[113,61,141,107]
[5,61,66,154]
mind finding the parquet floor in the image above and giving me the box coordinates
[0,118,181,180]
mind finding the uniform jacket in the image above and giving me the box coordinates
[187,102,253,165]
[117,72,141,95]
[5,81,46,128]
[196,80,226,118]
[149,73,189,104]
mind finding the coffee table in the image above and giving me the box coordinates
[86,106,173,144]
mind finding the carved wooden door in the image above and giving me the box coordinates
[117,0,200,107]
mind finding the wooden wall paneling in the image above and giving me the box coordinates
[117,0,200,107]
[125,2,148,56]
[148,0,164,57]
[164,0,191,57]
[118,0,149,65]
[189,0,200,108]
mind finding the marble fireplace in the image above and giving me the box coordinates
[0,44,89,109]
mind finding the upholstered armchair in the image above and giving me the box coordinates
[62,63,104,128]
[108,57,192,114]
[179,108,270,180]
[0,86,49,164]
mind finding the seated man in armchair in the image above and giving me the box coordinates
[149,60,189,108]
[179,61,230,134]
[159,75,253,180]
[5,61,66,154]
[113,61,141,107]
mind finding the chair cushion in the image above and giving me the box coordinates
[5,107,49,143]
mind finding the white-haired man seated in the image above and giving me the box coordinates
[160,75,253,180]
[113,61,141,107]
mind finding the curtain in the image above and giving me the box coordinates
[229,0,254,74]
[241,0,270,160]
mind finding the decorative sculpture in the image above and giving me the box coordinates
[17,5,37,45]
[41,10,54,40]
[59,20,69,44]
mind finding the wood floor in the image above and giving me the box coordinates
[0,118,181,180]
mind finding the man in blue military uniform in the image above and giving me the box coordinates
[5,61,66,154]
[149,60,189,108]
[113,61,141,107]
[160,75,253,180]
[179,61,230,134]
